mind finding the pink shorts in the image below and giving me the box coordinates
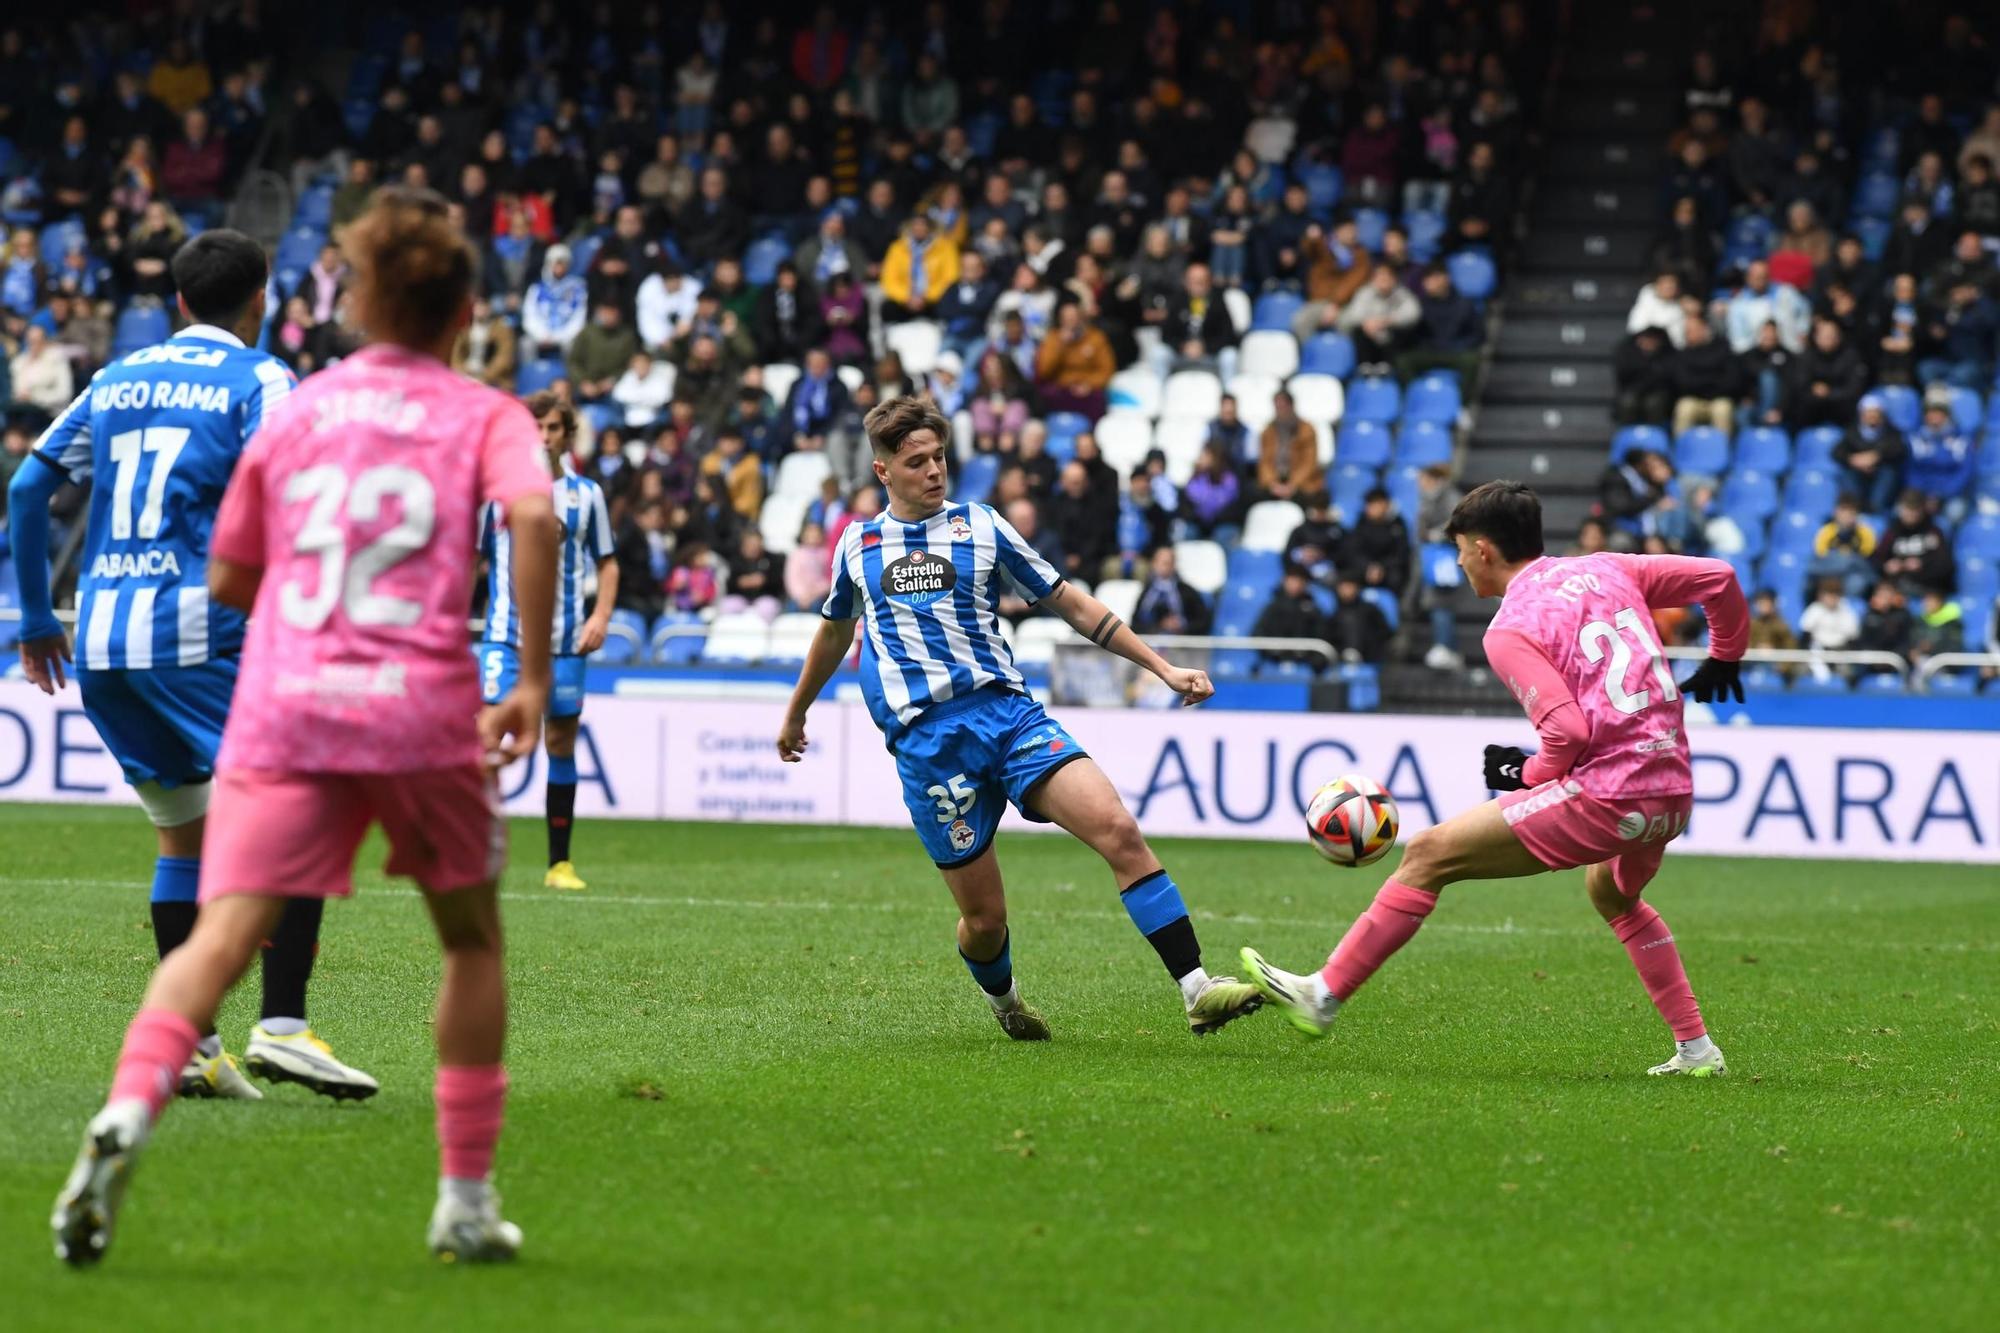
[199,766,506,902]
[1498,779,1692,897]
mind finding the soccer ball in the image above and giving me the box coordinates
[1305,775,1399,866]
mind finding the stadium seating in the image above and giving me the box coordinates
[1172,540,1228,594]
[1238,330,1300,381]
[1240,501,1304,553]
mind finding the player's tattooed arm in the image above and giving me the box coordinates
[1087,610,1125,647]
[1046,582,1215,706]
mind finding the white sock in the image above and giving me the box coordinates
[195,1034,222,1059]
[984,981,1022,1014]
[441,1176,491,1210]
[1178,967,1211,1008]
[1305,972,1343,1018]
[259,1017,309,1037]
[1677,1034,1716,1059]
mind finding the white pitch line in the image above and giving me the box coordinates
[7,876,1994,954]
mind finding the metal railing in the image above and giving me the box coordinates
[1659,644,1915,683]
[1914,652,2000,686]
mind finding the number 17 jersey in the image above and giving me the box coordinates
[32,324,296,670]
[1482,552,1748,798]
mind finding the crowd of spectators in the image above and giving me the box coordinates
[1597,24,2000,679]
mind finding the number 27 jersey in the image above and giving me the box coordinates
[1482,552,1748,798]
[32,324,296,670]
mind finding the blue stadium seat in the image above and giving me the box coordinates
[1353,207,1390,254]
[294,186,334,230]
[1956,512,2000,559]
[1782,467,1840,520]
[1925,672,1981,698]
[1756,549,1810,598]
[1767,508,1818,555]
[1336,420,1393,467]
[744,235,790,286]
[1856,672,1907,695]
[112,302,171,355]
[274,226,326,273]
[1733,426,1791,472]
[1794,425,1843,468]
[965,111,1002,159]
[1301,164,1342,217]
[1227,548,1284,594]
[955,451,1000,504]
[591,631,638,665]
[1344,376,1401,424]
[1045,411,1090,447]
[1421,542,1462,588]
[610,608,651,643]
[1214,583,1264,637]
[1252,291,1304,332]
[1741,665,1787,694]
[1337,663,1381,710]
[1403,210,1447,262]
[1790,673,1853,695]
[1446,250,1496,302]
[1726,214,1774,252]
[516,357,565,395]
[1395,420,1453,468]
[1853,172,1900,219]
[650,614,706,665]
[1673,426,1731,477]
[1331,472,1376,524]
[1719,468,1781,522]
[1873,384,1919,433]
[342,97,376,140]
[1610,424,1669,461]
[1944,385,1983,433]
[1360,586,1399,629]
[38,219,84,268]
[1298,332,1355,378]
[568,233,604,274]
[1854,215,1891,261]
[1402,374,1460,425]
[1724,511,1766,561]
[1860,126,1900,172]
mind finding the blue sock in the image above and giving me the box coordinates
[548,753,578,784]
[1121,869,1202,981]
[149,856,202,961]
[959,930,1014,998]
[151,856,200,903]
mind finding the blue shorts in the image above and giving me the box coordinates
[76,657,238,789]
[894,686,1088,868]
[476,643,586,719]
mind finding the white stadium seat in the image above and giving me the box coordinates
[1161,368,1223,421]
[759,493,811,553]
[701,612,771,663]
[1173,540,1228,594]
[1315,419,1335,466]
[1011,617,1076,666]
[774,449,833,499]
[1108,366,1163,418]
[766,613,822,664]
[1286,372,1345,425]
[1226,372,1281,407]
[836,364,864,393]
[1241,500,1305,553]
[885,320,943,375]
[1095,412,1154,478]
[1223,288,1252,339]
[1094,578,1141,623]
[1154,416,1209,483]
[1238,330,1300,380]
[1235,392,1275,433]
[762,362,800,404]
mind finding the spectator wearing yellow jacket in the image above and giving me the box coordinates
[1033,301,1116,420]
[880,215,960,321]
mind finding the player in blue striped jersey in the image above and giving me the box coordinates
[476,392,617,891]
[7,231,376,1100]
[778,397,1263,1039]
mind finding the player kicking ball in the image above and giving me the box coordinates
[777,397,1262,1039]
[9,228,374,1102]
[1241,481,1746,1076]
[53,188,559,1266]
[476,391,617,891]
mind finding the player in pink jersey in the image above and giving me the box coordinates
[1242,481,1749,1076]
[52,188,559,1268]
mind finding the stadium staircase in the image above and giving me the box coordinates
[1449,4,1683,665]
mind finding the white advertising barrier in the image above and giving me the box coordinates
[0,681,1992,864]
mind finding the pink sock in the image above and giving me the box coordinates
[1320,880,1439,1001]
[1611,901,1706,1041]
[108,1009,202,1120]
[435,1065,508,1181]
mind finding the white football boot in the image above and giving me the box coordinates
[51,1100,151,1265]
[1647,1043,1728,1078]
[178,1048,263,1100]
[244,1025,380,1101]
[1238,947,1340,1037]
[428,1183,524,1263]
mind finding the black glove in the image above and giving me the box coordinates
[1484,744,1529,792]
[1678,656,1744,704]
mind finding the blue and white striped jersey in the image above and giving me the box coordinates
[33,324,295,670]
[823,501,1064,736]
[479,458,614,656]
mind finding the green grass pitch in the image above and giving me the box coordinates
[0,803,1994,1330]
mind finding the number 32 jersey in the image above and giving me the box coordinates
[1482,553,1748,798]
[209,344,550,774]
[33,325,296,670]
